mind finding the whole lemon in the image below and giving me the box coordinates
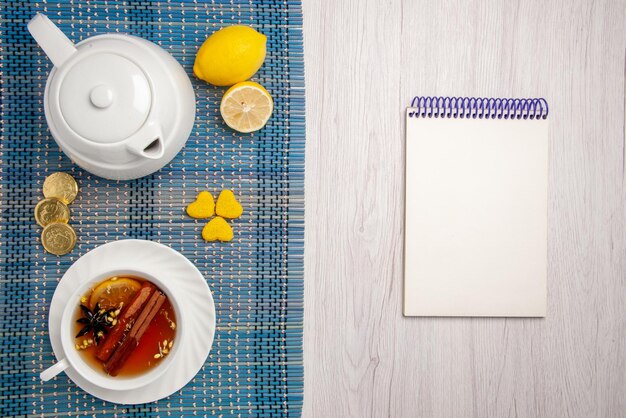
[194,25,267,86]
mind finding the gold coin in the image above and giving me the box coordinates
[43,172,78,204]
[41,222,77,256]
[34,198,70,227]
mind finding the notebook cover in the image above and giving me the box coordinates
[404,98,548,317]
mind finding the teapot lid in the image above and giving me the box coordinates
[58,52,152,144]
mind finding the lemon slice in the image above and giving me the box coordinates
[220,81,273,133]
[89,277,142,310]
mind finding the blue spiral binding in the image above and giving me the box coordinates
[409,97,549,120]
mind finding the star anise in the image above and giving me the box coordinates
[76,303,115,345]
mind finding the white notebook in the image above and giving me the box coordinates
[404,97,548,317]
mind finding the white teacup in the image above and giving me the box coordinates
[40,269,184,391]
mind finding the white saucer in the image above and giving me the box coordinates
[46,239,215,404]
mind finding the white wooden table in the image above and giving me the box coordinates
[302,1,626,416]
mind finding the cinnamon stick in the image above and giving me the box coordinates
[96,282,156,362]
[103,292,166,376]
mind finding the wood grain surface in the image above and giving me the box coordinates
[302,0,626,417]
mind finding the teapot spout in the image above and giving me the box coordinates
[27,13,77,68]
[125,122,165,160]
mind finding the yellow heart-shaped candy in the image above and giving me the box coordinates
[215,190,243,219]
[186,191,215,219]
[201,216,234,242]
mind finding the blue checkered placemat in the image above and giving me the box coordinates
[0,1,305,416]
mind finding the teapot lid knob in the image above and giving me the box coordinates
[89,85,114,109]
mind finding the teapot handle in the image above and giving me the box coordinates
[27,14,77,68]
[125,122,165,160]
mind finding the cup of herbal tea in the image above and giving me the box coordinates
[40,270,184,391]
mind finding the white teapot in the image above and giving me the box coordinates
[28,14,196,180]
